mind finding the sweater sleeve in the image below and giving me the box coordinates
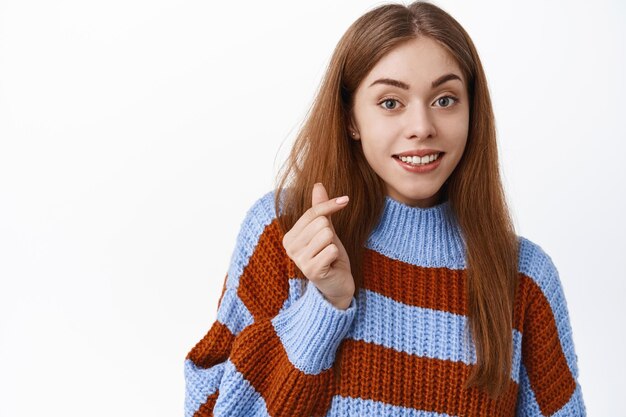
[184,192,357,417]
[515,241,587,416]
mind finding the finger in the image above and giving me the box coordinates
[301,224,335,264]
[288,215,331,255]
[294,184,347,228]
[312,183,343,235]
[310,243,339,279]
[311,182,329,207]
[291,184,349,237]
[310,195,348,238]
[310,182,334,233]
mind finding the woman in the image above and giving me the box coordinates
[184,2,587,416]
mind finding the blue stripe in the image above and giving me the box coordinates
[272,281,356,375]
[365,196,467,269]
[226,190,277,289]
[184,359,225,417]
[512,329,523,384]
[278,278,308,314]
[326,395,457,416]
[554,384,587,416]
[346,289,523,383]
[213,360,271,416]
[516,363,539,415]
[518,236,580,380]
[216,287,254,336]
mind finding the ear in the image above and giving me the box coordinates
[347,115,361,141]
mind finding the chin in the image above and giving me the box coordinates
[404,185,443,200]
[388,188,443,207]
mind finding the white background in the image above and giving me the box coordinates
[1,0,624,415]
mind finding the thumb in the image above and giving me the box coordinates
[311,182,329,206]
[312,182,338,234]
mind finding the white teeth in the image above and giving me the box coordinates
[399,153,440,165]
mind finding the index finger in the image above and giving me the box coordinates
[289,196,349,237]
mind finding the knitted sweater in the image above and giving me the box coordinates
[184,190,586,417]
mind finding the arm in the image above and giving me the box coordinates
[184,192,357,417]
[515,241,586,416]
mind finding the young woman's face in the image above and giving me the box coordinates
[349,36,470,208]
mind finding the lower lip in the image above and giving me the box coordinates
[393,154,444,173]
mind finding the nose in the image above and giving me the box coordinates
[404,102,436,140]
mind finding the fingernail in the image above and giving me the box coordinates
[314,182,322,187]
[335,196,349,204]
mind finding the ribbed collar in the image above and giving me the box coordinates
[365,196,467,269]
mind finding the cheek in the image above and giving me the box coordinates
[358,120,398,157]
[359,140,389,174]
[444,137,468,172]
[439,112,468,135]
[360,140,381,163]
[441,119,469,153]
[357,105,396,132]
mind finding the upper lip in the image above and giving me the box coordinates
[393,149,444,158]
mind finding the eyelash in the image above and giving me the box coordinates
[377,95,459,111]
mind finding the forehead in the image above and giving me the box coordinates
[363,37,464,88]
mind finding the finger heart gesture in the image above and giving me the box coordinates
[281,183,355,309]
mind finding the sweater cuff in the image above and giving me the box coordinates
[271,282,356,375]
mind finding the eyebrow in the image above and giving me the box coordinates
[368,73,462,90]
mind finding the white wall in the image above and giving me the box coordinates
[0,0,623,415]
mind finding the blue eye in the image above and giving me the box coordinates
[435,95,459,108]
[378,95,459,111]
[378,98,400,110]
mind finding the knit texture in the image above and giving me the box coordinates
[184,190,586,417]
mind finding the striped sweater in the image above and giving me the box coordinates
[184,190,586,416]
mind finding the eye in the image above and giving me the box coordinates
[433,95,459,108]
[377,97,402,111]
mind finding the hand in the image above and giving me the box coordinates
[282,183,355,310]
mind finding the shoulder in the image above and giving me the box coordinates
[238,189,278,229]
[237,187,293,227]
[228,189,289,282]
[514,238,582,384]
[517,235,559,284]
[226,189,298,318]
[217,189,299,326]
[231,189,277,246]
[234,188,289,240]
[516,235,570,314]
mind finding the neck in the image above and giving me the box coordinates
[365,195,466,269]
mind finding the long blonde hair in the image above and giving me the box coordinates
[273,1,518,399]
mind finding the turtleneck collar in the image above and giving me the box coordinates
[365,195,467,269]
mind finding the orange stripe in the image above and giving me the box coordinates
[194,391,218,417]
[186,321,235,368]
[194,220,576,415]
[515,274,534,333]
[522,278,577,415]
[335,338,519,416]
[230,319,335,417]
[363,249,528,332]
[363,249,468,315]
[362,249,578,413]
[238,219,295,320]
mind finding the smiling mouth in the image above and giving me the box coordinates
[392,152,445,166]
